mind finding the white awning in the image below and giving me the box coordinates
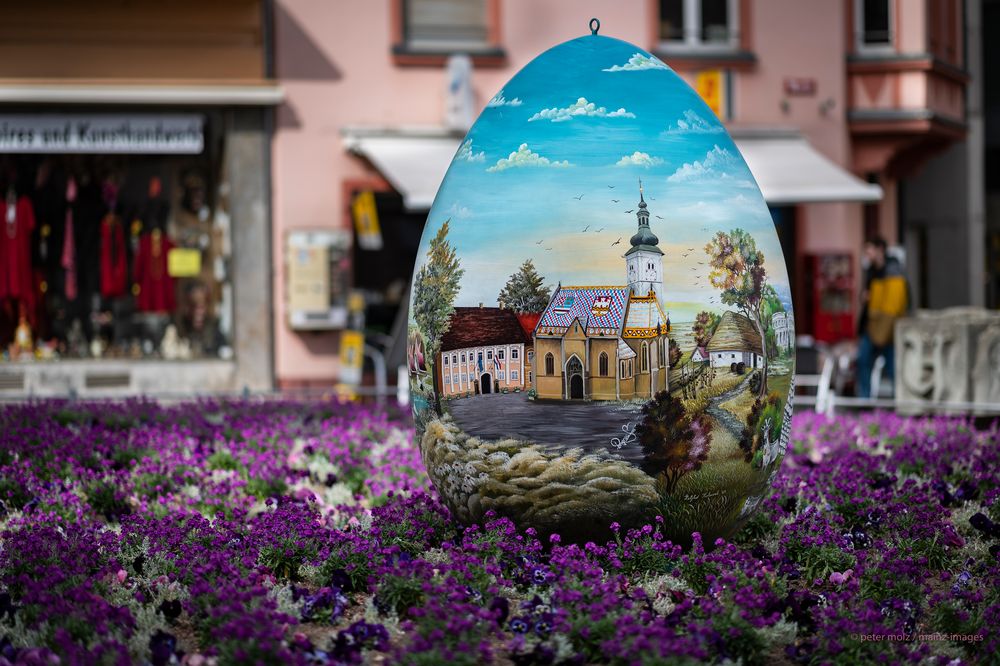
[342,127,463,211]
[732,129,883,204]
[0,83,285,106]
[342,126,882,211]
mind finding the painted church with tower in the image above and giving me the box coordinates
[533,183,671,401]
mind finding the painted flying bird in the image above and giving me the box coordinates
[608,185,615,188]
[682,253,689,257]
[573,194,585,200]
[536,239,543,244]
[582,225,590,232]
[655,215,664,219]
[624,209,634,214]
[545,247,553,251]
[612,238,622,246]
[596,227,605,232]
[698,261,704,265]
[688,248,695,251]
[611,199,620,203]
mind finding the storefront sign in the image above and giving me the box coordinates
[783,77,817,96]
[694,70,726,119]
[0,114,203,153]
[167,248,202,277]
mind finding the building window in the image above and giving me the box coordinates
[499,370,505,380]
[545,353,554,376]
[528,371,532,383]
[659,0,738,50]
[599,352,609,377]
[641,343,649,372]
[511,370,519,381]
[461,353,466,363]
[511,347,518,359]
[498,348,505,360]
[461,373,467,382]
[452,354,457,364]
[445,375,451,384]
[731,353,736,359]
[487,350,493,360]
[856,0,892,50]
[443,355,449,366]
[629,360,633,376]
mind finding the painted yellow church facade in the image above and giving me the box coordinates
[532,184,670,401]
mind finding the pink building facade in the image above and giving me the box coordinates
[272,0,971,388]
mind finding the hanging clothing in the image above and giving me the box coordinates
[134,230,175,313]
[0,194,37,313]
[62,178,78,302]
[100,214,128,298]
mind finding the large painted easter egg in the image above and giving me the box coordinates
[407,25,795,545]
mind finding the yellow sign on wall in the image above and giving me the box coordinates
[351,190,383,251]
[695,70,726,119]
[167,248,201,277]
[339,329,365,385]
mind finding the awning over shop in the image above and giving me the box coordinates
[342,128,463,211]
[0,82,285,106]
[731,129,883,204]
[342,126,882,211]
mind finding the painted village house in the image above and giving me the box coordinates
[707,311,764,372]
[534,187,670,401]
[438,306,530,397]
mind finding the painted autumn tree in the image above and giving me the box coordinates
[412,220,464,414]
[692,310,722,348]
[497,259,551,312]
[637,391,712,494]
[705,229,769,397]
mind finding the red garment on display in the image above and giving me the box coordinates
[0,195,36,313]
[100,214,128,298]
[134,231,175,313]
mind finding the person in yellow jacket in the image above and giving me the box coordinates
[857,237,909,398]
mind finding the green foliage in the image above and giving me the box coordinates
[497,259,551,312]
[636,391,712,494]
[782,541,855,581]
[85,479,132,521]
[0,475,32,510]
[374,571,425,615]
[244,476,288,500]
[668,338,682,368]
[739,393,782,464]
[258,536,316,582]
[206,450,243,472]
[692,310,721,347]
[412,220,464,355]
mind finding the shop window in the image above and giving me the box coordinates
[0,117,236,363]
[856,0,893,51]
[599,352,608,376]
[394,0,504,65]
[659,0,739,51]
[544,352,554,375]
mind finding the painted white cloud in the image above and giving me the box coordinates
[486,89,523,107]
[528,97,635,123]
[486,143,571,172]
[615,151,664,168]
[667,145,741,183]
[447,201,472,219]
[665,109,724,134]
[456,138,485,163]
[603,53,670,72]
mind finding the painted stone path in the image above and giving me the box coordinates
[706,373,754,438]
[447,393,645,463]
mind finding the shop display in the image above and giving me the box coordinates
[408,25,795,543]
[0,156,232,362]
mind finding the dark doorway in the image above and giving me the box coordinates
[480,374,492,394]
[566,356,584,399]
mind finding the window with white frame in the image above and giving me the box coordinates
[443,355,449,365]
[445,375,451,384]
[499,370,505,380]
[461,353,466,363]
[659,0,738,50]
[498,348,505,360]
[402,0,490,53]
[511,347,519,359]
[461,373,467,382]
[857,0,892,50]
[487,350,493,360]
[452,354,457,364]
[511,370,519,381]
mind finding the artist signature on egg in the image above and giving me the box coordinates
[682,490,727,502]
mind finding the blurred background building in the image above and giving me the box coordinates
[0,0,994,398]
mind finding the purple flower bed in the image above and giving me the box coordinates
[0,400,997,665]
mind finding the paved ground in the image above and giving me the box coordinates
[706,374,754,438]
[447,393,645,463]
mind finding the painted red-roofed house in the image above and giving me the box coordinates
[438,305,532,396]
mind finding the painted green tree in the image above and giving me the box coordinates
[412,220,464,414]
[692,310,722,348]
[637,391,712,494]
[497,259,551,312]
[705,229,770,397]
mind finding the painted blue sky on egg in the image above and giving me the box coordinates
[414,34,791,322]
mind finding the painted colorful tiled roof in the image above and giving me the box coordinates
[536,286,630,335]
[623,295,667,336]
[440,307,531,352]
[617,338,636,359]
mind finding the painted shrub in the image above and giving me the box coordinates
[407,30,795,544]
